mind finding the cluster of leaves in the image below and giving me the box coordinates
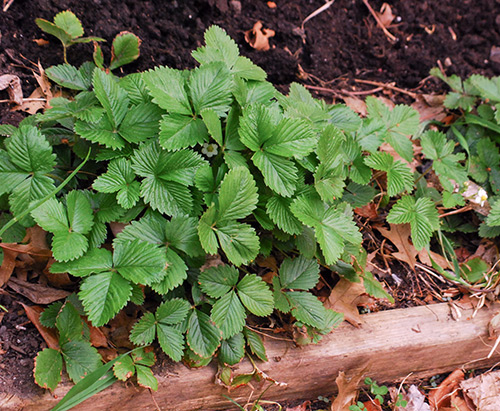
[2,17,500,397]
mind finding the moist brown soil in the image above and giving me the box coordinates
[1,0,500,406]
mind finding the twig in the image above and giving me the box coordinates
[361,0,397,43]
[354,78,417,98]
[3,0,14,12]
[0,98,46,104]
[438,205,472,218]
[301,0,335,29]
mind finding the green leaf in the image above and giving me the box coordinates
[165,216,204,257]
[364,152,413,196]
[273,277,291,313]
[66,190,94,234]
[139,177,192,216]
[143,67,192,115]
[113,239,166,285]
[236,274,274,316]
[192,25,240,68]
[10,174,55,225]
[34,348,63,391]
[113,355,135,381]
[50,248,113,277]
[279,255,319,290]
[31,197,68,233]
[264,117,317,159]
[487,200,500,226]
[243,327,267,362]
[156,324,184,362]
[51,231,89,262]
[40,301,63,328]
[387,196,440,250]
[156,298,191,325]
[92,69,130,129]
[79,271,132,327]
[35,18,72,46]
[200,108,223,146]
[74,116,125,150]
[211,290,246,338]
[266,195,303,235]
[198,205,218,254]
[135,364,158,391]
[239,103,275,152]
[199,265,239,298]
[150,248,188,294]
[187,309,222,358]
[362,271,394,302]
[342,182,376,208]
[233,57,267,81]
[118,103,163,144]
[109,32,141,70]
[61,340,102,383]
[286,291,327,329]
[56,302,83,343]
[189,62,232,116]
[159,114,208,150]
[129,312,156,346]
[252,150,297,197]
[218,167,258,222]
[132,348,155,367]
[45,64,88,90]
[53,11,84,39]
[216,222,260,266]
[218,333,245,366]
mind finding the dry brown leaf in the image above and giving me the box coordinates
[21,303,59,350]
[354,203,378,219]
[376,3,395,27]
[86,320,108,348]
[428,369,465,411]
[285,401,310,411]
[375,224,417,270]
[417,249,451,270]
[33,38,50,46]
[343,96,367,116]
[7,277,70,305]
[13,86,46,114]
[267,1,277,8]
[244,21,275,51]
[34,62,53,103]
[411,95,446,123]
[0,247,18,288]
[390,385,431,411]
[0,74,23,105]
[330,368,368,411]
[325,278,371,326]
[461,370,500,411]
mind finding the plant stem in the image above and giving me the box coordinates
[0,149,91,240]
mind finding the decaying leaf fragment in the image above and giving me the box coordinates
[0,74,23,105]
[325,278,372,326]
[376,223,417,269]
[461,370,500,411]
[330,368,368,411]
[428,369,464,410]
[244,21,275,51]
[376,3,396,28]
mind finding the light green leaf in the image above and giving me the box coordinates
[218,167,258,222]
[109,32,141,70]
[264,117,317,159]
[35,18,72,46]
[252,150,297,197]
[192,25,239,68]
[118,103,163,144]
[79,271,132,327]
[157,324,184,362]
[92,69,130,129]
[279,256,319,290]
[34,348,63,391]
[155,149,206,186]
[129,312,156,346]
[50,248,113,277]
[135,364,158,391]
[211,290,246,338]
[218,332,245,366]
[113,239,166,285]
[200,108,223,146]
[286,291,327,329]
[198,205,218,254]
[187,309,222,358]
[66,190,94,234]
[53,10,84,38]
[61,340,102,383]
[487,200,500,226]
[362,271,394,302]
[199,265,239,298]
[51,231,89,262]
[266,195,303,235]
[10,174,55,224]
[216,221,260,266]
[31,197,68,233]
[239,104,275,151]
[236,274,274,316]
[364,152,413,196]
[113,355,135,381]
[159,114,208,151]
[233,57,267,81]
[243,327,267,362]
[45,64,88,90]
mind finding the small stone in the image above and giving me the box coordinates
[229,0,241,14]
[444,57,453,67]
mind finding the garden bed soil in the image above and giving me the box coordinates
[1,0,500,408]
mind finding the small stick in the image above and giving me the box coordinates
[354,78,417,98]
[361,0,397,43]
[3,0,14,12]
[438,205,472,218]
[0,98,46,104]
[301,0,335,29]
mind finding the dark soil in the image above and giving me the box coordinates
[1,0,500,405]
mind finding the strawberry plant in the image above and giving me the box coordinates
[2,15,500,407]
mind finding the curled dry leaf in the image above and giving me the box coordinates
[375,223,417,270]
[7,276,70,305]
[461,370,500,411]
[244,21,275,51]
[325,277,372,326]
[21,303,59,350]
[428,369,464,410]
[330,367,368,411]
[13,87,46,114]
[376,3,396,28]
[86,319,108,348]
[0,74,23,105]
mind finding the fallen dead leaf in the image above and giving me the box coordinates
[244,21,275,51]
[461,370,500,411]
[86,319,108,348]
[285,401,310,411]
[13,86,46,114]
[330,368,368,411]
[34,62,53,102]
[363,399,382,411]
[267,1,277,8]
[7,277,70,305]
[376,3,395,27]
[411,95,446,123]
[0,74,23,105]
[354,203,378,219]
[343,96,367,116]
[98,347,119,362]
[375,224,417,270]
[33,38,50,46]
[417,249,451,270]
[0,247,18,288]
[21,303,59,350]
[325,278,372,326]
[390,385,431,411]
[428,369,465,411]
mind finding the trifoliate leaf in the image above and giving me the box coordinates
[364,152,414,196]
[243,327,267,362]
[211,290,246,338]
[93,158,140,209]
[113,239,166,285]
[79,271,132,327]
[218,332,245,366]
[61,340,102,382]
[266,195,302,235]
[129,312,156,346]
[218,167,258,222]
[113,354,135,381]
[118,103,163,144]
[199,265,239,298]
[143,67,192,115]
[487,200,500,226]
[279,255,319,290]
[252,150,297,197]
[92,69,130,129]
[187,309,222,358]
[236,274,274,316]
[387,196,440,250]
[189,62,232,116]
[192,25,239,68]
[34,348,63,391]
[216,221,260,266]
[109,32,141,70]
[286,291,327,329]
[157,324,184,362]
[50,247,112,277]
[159,114,208,151]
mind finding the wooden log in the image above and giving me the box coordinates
[2,302,499,411]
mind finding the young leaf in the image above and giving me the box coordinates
[364,152,414,196]
[198,205,218,254]
[236,274,274,316]
[217,167,258,222]
[387,196,440,250]
[218,332,245,366]
[279,255,319,290]
[92,69,130,129]
[199,265,239,298]
[186,309,222,358]
[109,32,141,71]
[53,10,84,39]
[264,117,317,159]
[61,340,102,383]
[34,348,63,391]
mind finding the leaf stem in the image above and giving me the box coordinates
[0,149,91,240]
